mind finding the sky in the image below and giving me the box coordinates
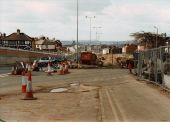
[0,0,170,41]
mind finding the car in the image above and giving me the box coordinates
[38,57,56,67]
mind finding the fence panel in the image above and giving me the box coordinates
[137,45,170,89]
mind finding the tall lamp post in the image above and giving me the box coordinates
[93,26,102,41]
[154,26,158,48]
[76,0,79,63]
[153,26,158,83]
[86,16,95,45]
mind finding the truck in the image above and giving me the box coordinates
[80,52,97,65]
[80,52,103,66]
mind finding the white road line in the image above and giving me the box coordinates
[109,89,127,122]
[0,73,10,78]
[105,89,120,122]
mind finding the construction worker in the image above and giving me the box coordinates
[128,60,133,74]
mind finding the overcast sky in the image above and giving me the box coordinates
[0,0,170,41]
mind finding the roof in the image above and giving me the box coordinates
[35,39,55,45]
[35,39,45,45]
[54,40,62,44]
[3,32,32,41]
[43,40,55,45]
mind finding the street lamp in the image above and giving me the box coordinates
[153,26,158,83]
[93,26,102,41]
[86,16,95,45]
[154,26,158,48]
[76,0,79,63]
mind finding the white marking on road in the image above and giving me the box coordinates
[105,89,120,122]
[112,75,129,80]
[0,73,10,78]
[109,89,127,122]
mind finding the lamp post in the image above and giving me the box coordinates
[153,26,158,83]
[86,16,95,45]
[154,26,158,48]
[76,0,79,63]
[93,26,102,41]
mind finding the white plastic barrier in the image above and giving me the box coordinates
[164,75,170,89]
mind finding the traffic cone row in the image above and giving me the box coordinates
[22,64,37,100]
[19,61,71,100]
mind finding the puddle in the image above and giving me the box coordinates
[70,83,79,86]
[50,88,68,93]
[49,83,99,93]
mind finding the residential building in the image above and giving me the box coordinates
[122,44,137,54]
[35,37,62,51]
[102,48,110,55]
[1,29,33,49]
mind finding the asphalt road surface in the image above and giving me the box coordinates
[0,69,170,122]
[0,66,11,74]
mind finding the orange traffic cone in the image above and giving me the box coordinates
[64,63,69,74]
[21,69,27,93]
[22,65,37,100]
[59,63,64,75]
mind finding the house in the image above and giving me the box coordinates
[1,29,33,49]
[122,44,137,54]
[102,48,110,55]
[35,37,62,51]
[0,33,5,46]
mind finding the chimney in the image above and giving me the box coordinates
[17,29,20,35]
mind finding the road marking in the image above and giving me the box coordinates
[105,89,120,122]
[0,73,10,78]
[109,89,127,122]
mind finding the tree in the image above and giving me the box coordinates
[130,32,166,49]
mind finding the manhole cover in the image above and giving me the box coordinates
[50,88,68,93]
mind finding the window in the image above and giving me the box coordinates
[25,41,30,45]
[8,41,16,45]
[19,41,25,45]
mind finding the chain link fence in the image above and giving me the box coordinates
[136,45,170,89]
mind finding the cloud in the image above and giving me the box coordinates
[1,0,170,40]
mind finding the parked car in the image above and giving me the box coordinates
[38,57,55,67]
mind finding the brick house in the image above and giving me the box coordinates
[1,29,33,49]
[122,44,137,54]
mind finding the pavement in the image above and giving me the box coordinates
[0,69,170,122]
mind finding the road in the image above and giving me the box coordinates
[0,69,170,122]
[0,66,11,74]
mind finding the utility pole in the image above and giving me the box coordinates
[153,26,158,83]
[86,16,95,46]
[93,26,102,41]
[154,26,158,48]
[76,0,79,63]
